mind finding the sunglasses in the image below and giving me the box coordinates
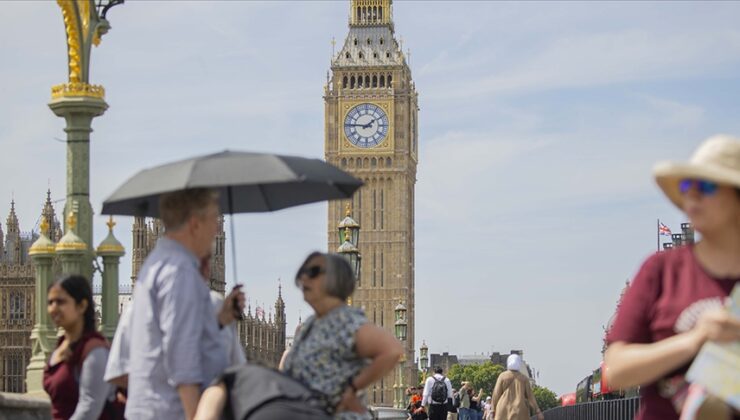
[679,179,718,196]
[296,265,325,280]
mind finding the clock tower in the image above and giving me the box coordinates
[325,0,418,406]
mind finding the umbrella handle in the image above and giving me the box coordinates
[227,186,242,320]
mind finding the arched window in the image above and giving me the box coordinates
[350,76,355,89]
[372,75,377,87]
[353,38,358,46]
[358,75,363,88]
[386,52,391,58]
[356,158,362,168]
[367,38,372,45]
[373,6,377,22]
[342,76,348,88]
[380,75,385,87]
[388,74,392,87]
[365,75,370,86]
[379,6,383,20]
[379,37,384,45]
[341,158,347,167]
[386,157,391,167]
[345,52,350,59]
[373,52,378,59]
[358,51,364,59]
[371,157,377,168]
[357,7,361,22]
[363,157,369,167]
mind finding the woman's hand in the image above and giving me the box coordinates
[692,307,740,345]
[536,412,544,420]
[336,387,365,413]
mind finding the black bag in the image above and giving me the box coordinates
[220,364,332,420]
[431,376,448,404]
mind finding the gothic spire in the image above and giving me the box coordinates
[6,199,20,237]
[41,189,61,242]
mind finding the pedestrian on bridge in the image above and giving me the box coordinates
[605,134,740,420]
[489,354,542,420]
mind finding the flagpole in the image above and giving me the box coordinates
[657,218,660,252]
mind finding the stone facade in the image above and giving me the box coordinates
[236,287,286,367]
[131,217,286,368]
[325,0,419,405]
[0,192,63,393]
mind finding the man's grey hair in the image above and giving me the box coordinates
[296,251,356,300]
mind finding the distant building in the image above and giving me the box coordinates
[430,352,459,373]
[662,222,695,250]
[0,192,63,393]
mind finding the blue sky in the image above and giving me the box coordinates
[2,1,740,395]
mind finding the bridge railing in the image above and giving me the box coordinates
[533,397,640,420]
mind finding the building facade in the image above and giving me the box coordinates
[236,287,286,367]
[0,192,63,393]
[325,0,419,405]
[131,217,286,368]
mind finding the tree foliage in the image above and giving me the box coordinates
[533,385,559,412]
[446,362,505,396]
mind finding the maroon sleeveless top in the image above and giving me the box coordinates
[43,330,109,420]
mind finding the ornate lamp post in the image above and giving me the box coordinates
[49,0,123,280]
[420,341,429,380]
[393,301,408,408]
[27,0,125,394]
[337,203,361,304]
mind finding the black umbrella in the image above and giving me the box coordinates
[101,150,363,281]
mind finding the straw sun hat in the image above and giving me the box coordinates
[654,134,740,209]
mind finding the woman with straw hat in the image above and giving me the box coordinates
[605,135,740,420]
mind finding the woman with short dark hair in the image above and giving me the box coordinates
[43,275,113,420]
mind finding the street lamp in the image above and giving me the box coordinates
[337,203,361,305]
[338,202,360,247]
[394,301,408,408]
[420,340,429,378]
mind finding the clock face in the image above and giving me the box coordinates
[343,103,389,148]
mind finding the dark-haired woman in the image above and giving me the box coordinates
[44,275,112,420]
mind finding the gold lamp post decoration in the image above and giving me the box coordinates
[97,215,125,340]
[52,0,123,99]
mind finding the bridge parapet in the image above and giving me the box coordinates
[533,397,639,420]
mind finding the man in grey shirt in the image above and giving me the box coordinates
[125,189,228,420]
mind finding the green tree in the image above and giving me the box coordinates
[447,362,504,397]
[532,385,559,412]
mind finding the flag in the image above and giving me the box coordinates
[255,306,265,319]
[659,222,672,236]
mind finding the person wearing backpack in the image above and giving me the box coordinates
[422,367,453,420]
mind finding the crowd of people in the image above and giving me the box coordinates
[406,354,542,420]
[38,134,740,420]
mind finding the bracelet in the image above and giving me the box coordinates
[347,377,358,393]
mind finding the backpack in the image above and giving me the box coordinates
[431,376,448,404]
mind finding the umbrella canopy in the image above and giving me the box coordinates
[101,150,363,217]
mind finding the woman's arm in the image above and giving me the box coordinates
[336,323,402,413]
[349,323,403,390]
[605,306,740,389]
[524,380,542,420]
[490,374,504,409]
[70,347,111,420]
[194,383,227,420]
